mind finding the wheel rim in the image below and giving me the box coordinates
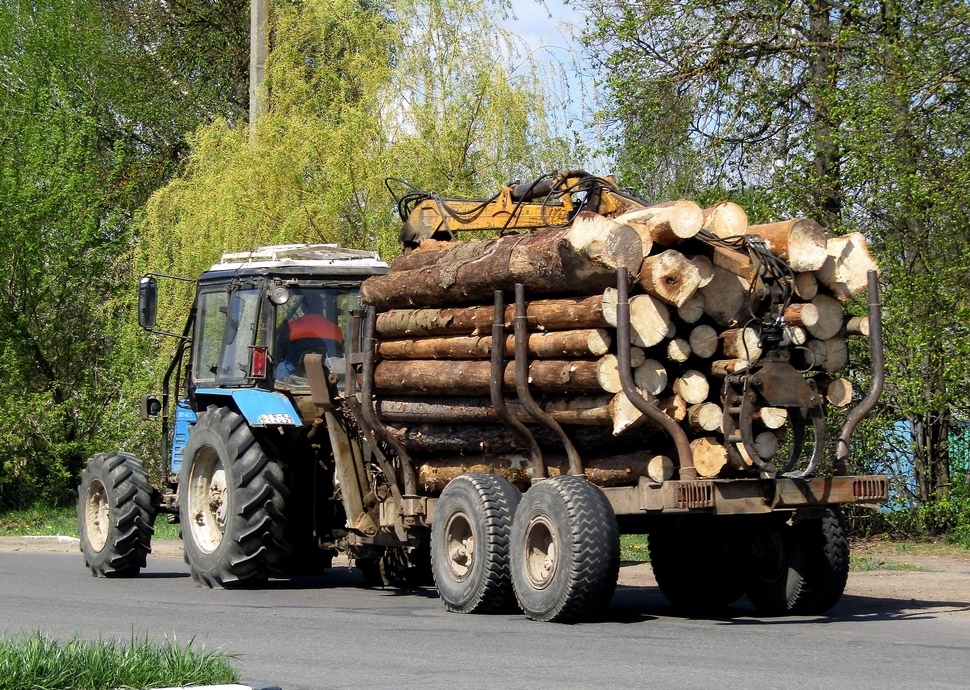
[187,446,228,554]
[522,515,558,590]
[83,478,110,552]
[443,511,474,582]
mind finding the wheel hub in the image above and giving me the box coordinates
[83,479,110,552]
[444,511,474,581]
[188,448,227,554]
[523,515,558,590]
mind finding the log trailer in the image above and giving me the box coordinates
[77,171,888,622]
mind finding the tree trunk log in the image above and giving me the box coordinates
[808,294,844,340]
[689,324,719,358]
[629,294,673,347]
[361,214,643,309]
[700,267,748,326]
[720,327,763,360]
[677,292,706,323]
[666,338,691,363]
[816,232,880,301]
[615,199,704,247]
[672,369,709,404]
[692,437,729,477]
[373,358,607,396]
[375,295,612,338]
[376,395,616,426]
[845,315,870,337]
[687,402,723,433]
[746,218,829,272]
[634,359,668,395]
[638,249,703,307]
[702,201,748,238]
[377,328,611,360]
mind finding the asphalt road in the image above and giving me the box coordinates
[2,549,969,690]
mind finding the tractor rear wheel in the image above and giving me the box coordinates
[430,473,521,613]
[179,406,289,588]
[77,452,156,577]
[510,476,620,622]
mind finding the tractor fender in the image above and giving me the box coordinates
[193,388,302,428]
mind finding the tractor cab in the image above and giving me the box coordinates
[138,243,388,482]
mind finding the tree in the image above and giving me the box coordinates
[576,0,970,516]
[137,0,579,332]
[0,0,252,507]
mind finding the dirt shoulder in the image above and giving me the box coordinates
[6,536,969,617]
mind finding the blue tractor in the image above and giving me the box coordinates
[76,244,409,587]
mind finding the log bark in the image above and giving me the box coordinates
[720,326,763,360]
[638,249,703,307]
[375,295,611,338]
[374,358,608,396]
[702,201,749,238]
[692,437,729,478]
[377,328,611,360]
[360,214,643,309]
[615,199,704,247]
[816,232,880,301]
[783,302,819,328]
[746,218,829,272]
[376,395,616,426]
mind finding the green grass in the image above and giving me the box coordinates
[621,534,650,563]
[849,555,926,572]
[0,632,238,690]
[0,505,179,541]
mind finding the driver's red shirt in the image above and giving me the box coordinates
[287,314,343,343]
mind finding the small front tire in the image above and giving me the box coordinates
[77,452,157,577]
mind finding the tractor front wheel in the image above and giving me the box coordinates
[77,452,157,577]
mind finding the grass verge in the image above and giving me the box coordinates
[0,632,238,690]
[0,505,179,541]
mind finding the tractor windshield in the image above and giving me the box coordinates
[273,286,360,386]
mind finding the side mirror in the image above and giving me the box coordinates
[138,276,158,329]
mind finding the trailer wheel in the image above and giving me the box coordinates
[77,452,157,577]
[179,406,289,588]
[791,508,850,614]
[510,476,620,622]
[648,519,745,612]
[744,517,805,615]
[430,473,521,613]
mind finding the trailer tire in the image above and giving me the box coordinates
[430,473,521,613]
[791,508,850,614]
[648,519,745,612]
[179,406,290,588]
[510,476,620,622]
[744,518,806,615]
[77,452,157,577]
[360,543,434,588]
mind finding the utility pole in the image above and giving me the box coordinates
[249,0,269,143]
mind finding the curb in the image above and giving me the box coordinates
[152,685,281,690]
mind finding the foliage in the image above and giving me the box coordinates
[0,0,251,508]
[0,632,238,690]
[136,0,579,342]
[577,0,970,521]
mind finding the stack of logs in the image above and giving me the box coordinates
[359,200,878,491]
